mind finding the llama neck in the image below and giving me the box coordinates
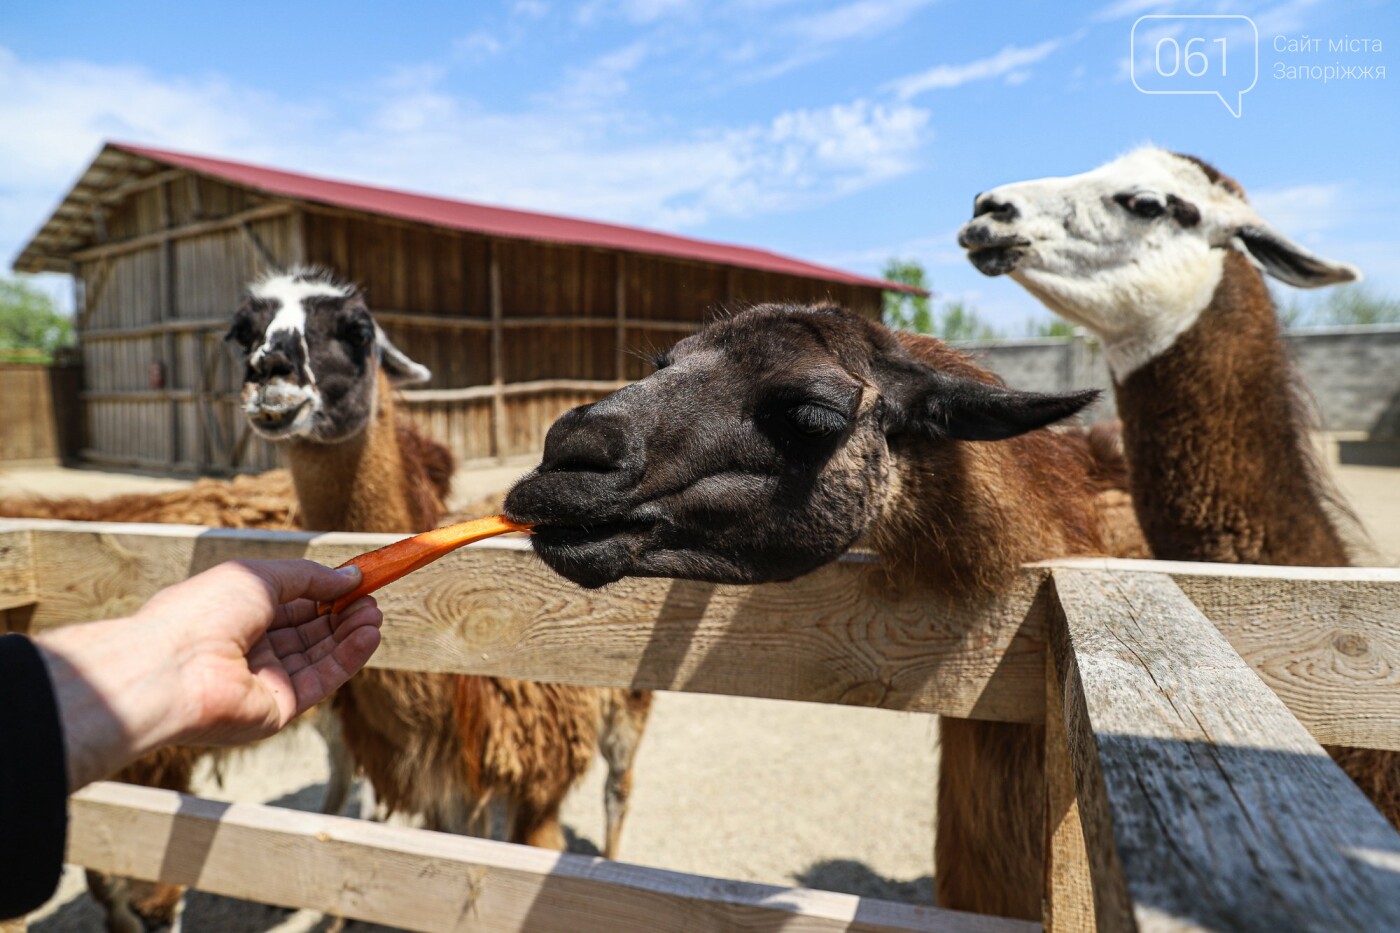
[285,374,421,534]
[1115,249,1349,566]
[870,429,1109,597]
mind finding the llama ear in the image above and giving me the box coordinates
[1235,224,1360,289]
[375,324,432,386]
[895,370,1100,441]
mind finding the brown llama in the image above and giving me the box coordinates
[228,267,652,856]
[957,146,1398,825]
[503,303,1139,919]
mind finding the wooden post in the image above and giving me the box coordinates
[1043,642,1094,932]
[489,240,506,461]
[1049,568,1400,931]
[615,252,627,382]
[157,181,181,471]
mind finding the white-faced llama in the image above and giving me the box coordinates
[957,147,1397,826]
[228,268,653,859]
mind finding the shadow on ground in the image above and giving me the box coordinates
[794,859,934,905]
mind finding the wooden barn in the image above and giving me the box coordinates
[13,142,910,475]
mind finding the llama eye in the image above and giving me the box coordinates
[1114,193,1165,219]
[787,403,847,437]
[342,321,375,348]
[225,318,256,350]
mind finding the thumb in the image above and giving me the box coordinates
[237,559,362,605]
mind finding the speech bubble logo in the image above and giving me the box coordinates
[1131,15,1258,117]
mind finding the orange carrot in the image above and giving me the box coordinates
[319,515,533,615]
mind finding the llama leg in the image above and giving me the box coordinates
[600,690,652,859]
[313,704,356,817]
[934,717,1044,920]
[510,798,567,851]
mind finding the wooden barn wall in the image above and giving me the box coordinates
[0,364,59,462]
[76,194,888,474]
[77,177,299,475]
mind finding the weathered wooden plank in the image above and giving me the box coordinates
[70,203,294,262]
[1049,568,1400,933]
[70,783,1021,933]
[6,520,1046,722]
[1044,558,1400,751]
[403,379,624,403]
[7,521,1398,742]
[1042,648,1094,933]
[0,528,35,611]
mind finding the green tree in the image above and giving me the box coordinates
[881,258,933,333]
[1313,285,1400,326]
[1025,317,1076,338]
[938,300,1002,341]
[0,277,72,356]
[881,258,1003,341]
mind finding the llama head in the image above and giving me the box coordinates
[227,267,431,443]
[957,147,1359,376]
[504,304,1096,589]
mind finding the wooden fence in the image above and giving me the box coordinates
[2,518,1398,931]
[0,364,59,463]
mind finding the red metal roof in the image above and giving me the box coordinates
[100,142,919,294]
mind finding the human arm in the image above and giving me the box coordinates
[35,559,383,791]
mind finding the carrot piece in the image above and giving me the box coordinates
[318,515,533,615]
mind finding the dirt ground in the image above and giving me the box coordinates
[8,439,1397,930]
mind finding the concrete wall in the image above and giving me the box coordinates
[953,325,1400,435]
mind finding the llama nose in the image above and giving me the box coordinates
[540,403,639,477]
[972,193,1019,222]
[254,349,298,382]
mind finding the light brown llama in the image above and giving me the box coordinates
[503,303,1140,919]
[958,146,1399,826]
[229,268,651,855]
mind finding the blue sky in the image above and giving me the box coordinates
[2,0,1396,330]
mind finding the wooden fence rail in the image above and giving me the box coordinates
[3,518,1399,931]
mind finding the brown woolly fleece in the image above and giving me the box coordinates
[296,371,648,852]
[1116,248,1397,830]
[867,334,1144,920]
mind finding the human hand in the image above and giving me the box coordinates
[38,559,383,790]
[140,560,384,747]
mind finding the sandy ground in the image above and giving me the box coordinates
[7,440,1397,930]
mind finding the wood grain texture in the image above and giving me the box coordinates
[1043,558,1400,751]
[8,520,1400,743]
[69,782,1027,933]
[0,528,35,611]
[9,520,1046,722]
[1049,568,1400,933]
[1042,648,1094,933]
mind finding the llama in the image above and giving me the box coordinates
[503,303,1137,919]
[228,267,651,856]
[956,146,1398,825]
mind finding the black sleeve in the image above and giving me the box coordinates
[0,633,69,919]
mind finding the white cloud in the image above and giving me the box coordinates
[1250,183,1345,241]
[512,0,549,18]
[887,37,1068,98]
[576,0,693,25]
[453,31,504,59]
[0,46,930,279]
[786,0,937,45]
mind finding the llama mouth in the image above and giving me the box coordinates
[965,244,1027,276]
[246,400,312,437]
[523,517,659,589]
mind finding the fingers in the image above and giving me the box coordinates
[264,600,384,718]
[236,559,363,606]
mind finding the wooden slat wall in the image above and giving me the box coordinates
[0,364,59,462]
[75,185,889,474]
